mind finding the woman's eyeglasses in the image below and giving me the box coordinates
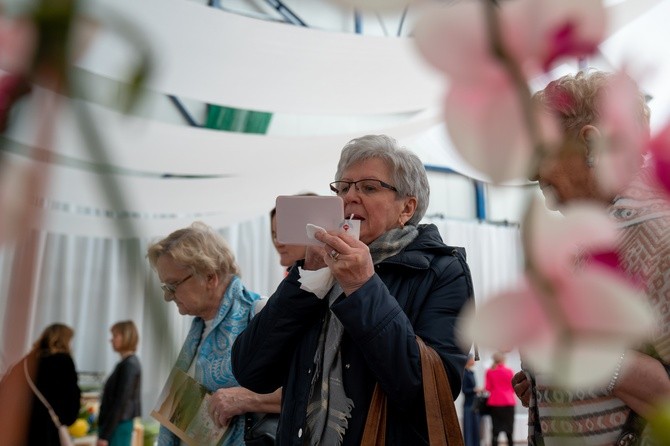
[160,273,193,295]
[329,179,398,197]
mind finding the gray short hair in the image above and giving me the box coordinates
[335,135,429,226]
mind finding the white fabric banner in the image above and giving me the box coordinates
[77,0,444,114]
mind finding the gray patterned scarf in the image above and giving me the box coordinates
[304,225,419,445]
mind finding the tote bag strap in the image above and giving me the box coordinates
[23,359,65,428]
[417,336,463,446]
[360,380,387,446]
[361,336,464,446]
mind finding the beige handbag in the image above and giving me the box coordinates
[361,336,464,446]
[23,359,75,446]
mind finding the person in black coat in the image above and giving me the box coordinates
[24,323,81,446]
[97,320,142,446]
[232,134,474,445]
[461,354,481,446]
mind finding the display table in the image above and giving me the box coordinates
[73,436,96,446]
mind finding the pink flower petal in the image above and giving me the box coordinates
[457,280,551,353]
[444,77,535,183]
[649,123,670,195]
[528,198,618,280]
[594,72,650,195]
[414,2,496,84]
[523,336,630,389]
[524,268,652,388]
[0,15,36,74]
[507,0,606,72]
[587,249,620,270]
[461,262,653,389]
[557,268,652,336]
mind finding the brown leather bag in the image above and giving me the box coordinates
[361,336,464,446]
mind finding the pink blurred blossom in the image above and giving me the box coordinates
[460,199,654,388]
[511,0,606,71]
[526,199,617,281]
[593,71,651,195]
[649,122,670,195]
[0,14,36,74]
[414,0,606,182]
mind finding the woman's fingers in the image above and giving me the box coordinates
[316,230,359,254]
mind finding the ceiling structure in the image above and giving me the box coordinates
[2,0,668,238]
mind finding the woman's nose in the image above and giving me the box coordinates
[342,186,361,201]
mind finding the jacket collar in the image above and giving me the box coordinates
[380,224,461,270]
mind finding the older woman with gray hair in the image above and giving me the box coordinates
[232,135,474,445]
[147,222,280,446]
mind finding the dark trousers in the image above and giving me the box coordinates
[489,405,514,446]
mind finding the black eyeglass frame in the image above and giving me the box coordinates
[329,179,398,196]
[160,273,193,295]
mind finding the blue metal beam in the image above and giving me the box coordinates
[354,10,363,34]
[397,6,408,36]
[424,165,487,220]
[167,95,201,127]
[424,164,457,175]
[474,181,487,220]
[263,0,307,26]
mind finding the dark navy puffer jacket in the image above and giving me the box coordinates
[232,223,473,445]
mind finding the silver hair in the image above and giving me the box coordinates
[335,135,429,226]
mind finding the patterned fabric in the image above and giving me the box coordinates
[532,380,630,445]
[609,167,670,363]
[528,165,670,445]
[304,282,352,446]
[158,276,261,446]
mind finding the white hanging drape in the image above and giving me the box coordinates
[0,216,521,420]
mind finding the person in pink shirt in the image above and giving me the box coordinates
[485,352,516,446]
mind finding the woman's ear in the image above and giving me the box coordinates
[399,197,417,226]
[579,125,602,167]
[206,272,218,289]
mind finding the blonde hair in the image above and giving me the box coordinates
[33,323,74,356]
[111,320,139,352]
[147,221,240,279]
[533,70,650,137]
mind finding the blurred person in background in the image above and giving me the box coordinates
[270,192,318,270]
[461,353,481,446]
[18,323,81,446]
[485,352,515,446]
[97,320,142,446]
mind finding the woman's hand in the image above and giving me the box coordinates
[315,230,374,296]
[303,244,327,271]
[209,387,282,427]
[96,440,109,446]
[209,387,249,427]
